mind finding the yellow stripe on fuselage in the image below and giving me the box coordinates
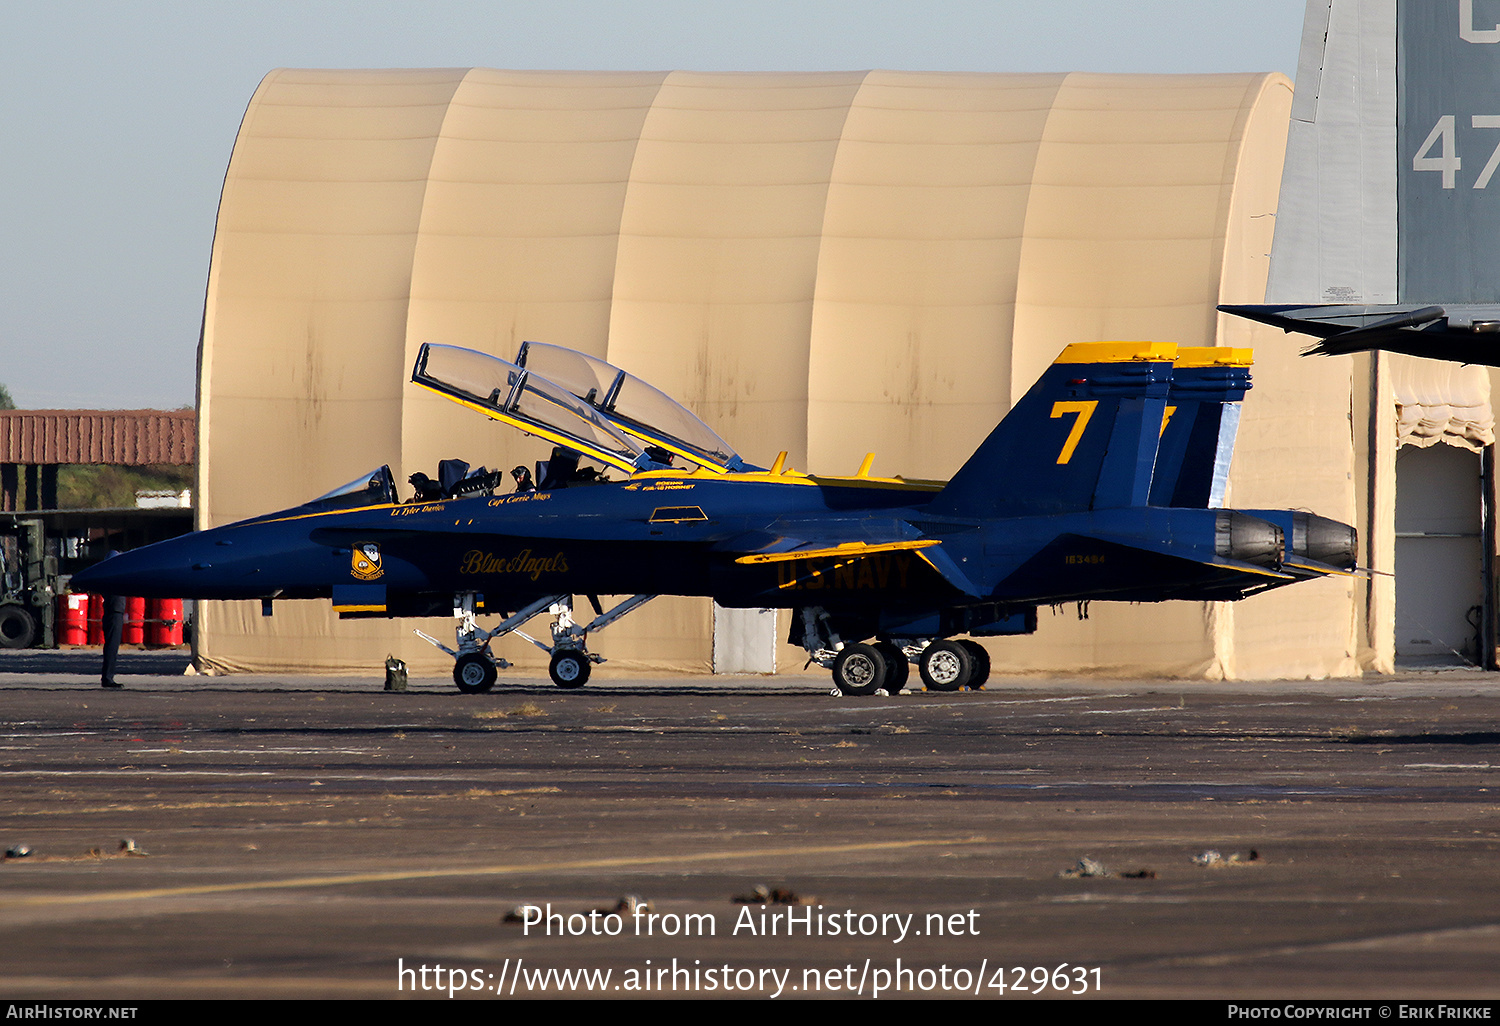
[627,467,943,491]
[260,503,401,525]
[1228,563,1296,580]
[736,539,940,565]
[1283,559,1358,578]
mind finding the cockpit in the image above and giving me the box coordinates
[303,465,399,511]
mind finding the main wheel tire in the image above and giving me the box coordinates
[958,640,991,689]
[453,652,498,693]
[0,605,37,650]
[832,642,886,696]
[549,649,591,688]
[873,641,909,693]
[919,640,972,692]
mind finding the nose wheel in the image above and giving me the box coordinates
[454,652,498,693]
[548,649,591,688]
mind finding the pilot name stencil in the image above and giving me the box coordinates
[487,493,552,507]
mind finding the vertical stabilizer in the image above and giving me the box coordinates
[1266,0,1397,305]
[1397,0,1500,301]
[928,342,1176,519]
[1150,348,1254,509]
[1224,1,1500,363]
[1268,0,1500,305]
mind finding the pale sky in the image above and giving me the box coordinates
[1,1,1308,409]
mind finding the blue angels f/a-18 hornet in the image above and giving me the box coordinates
[72,340,1359,694]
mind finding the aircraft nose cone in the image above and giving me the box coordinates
[70,551,141,595]
[70,541,200,598]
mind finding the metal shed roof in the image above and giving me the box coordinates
[0,410,195,465]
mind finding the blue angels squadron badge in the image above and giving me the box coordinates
[351,543,383,580]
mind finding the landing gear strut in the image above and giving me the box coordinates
[797,607,911,696]
[416,592,657,692]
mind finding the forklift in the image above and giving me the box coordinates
[0,520,56,648]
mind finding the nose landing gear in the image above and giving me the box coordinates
[416,591,658,691]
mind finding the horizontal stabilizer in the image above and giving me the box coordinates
[1309,306,1448,349]
[1218,304,1500,365]
[911,544,982,597]
[1084,530,1294,582]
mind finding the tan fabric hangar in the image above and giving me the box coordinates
[196,67,1392,679]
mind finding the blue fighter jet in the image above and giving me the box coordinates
[72,340,1357,694]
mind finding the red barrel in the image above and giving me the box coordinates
[123,596,146,645]
[56,594,88,647]
[147,598,184,647]
[86,593,103,646]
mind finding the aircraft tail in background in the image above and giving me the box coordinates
[1221,0,1500,365]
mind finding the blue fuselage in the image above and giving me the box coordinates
[72,471,1287,621]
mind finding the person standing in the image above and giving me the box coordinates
[98,551,126,688]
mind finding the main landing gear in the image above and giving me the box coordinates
[915,639,991,692]
[416,592,657,692]
[799,607,991,696]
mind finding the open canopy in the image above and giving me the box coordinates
[413,342,752,474]
[411,344,647,474]
[516,342,748,472]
